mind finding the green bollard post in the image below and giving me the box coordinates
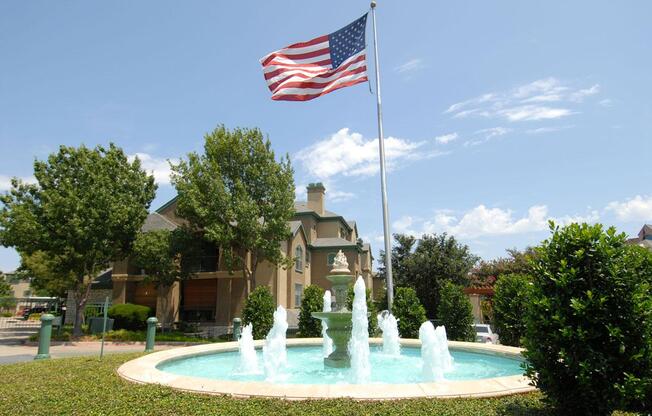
[145,317,158,352]
[232,318,241,341]
[35,314,55,360]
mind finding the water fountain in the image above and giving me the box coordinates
[348,276,371,383]
[377,310,401,356]
[233,323,260,374]
[311,250,354,368]
[321,290,333,358]
[419,321,454,381]
[262,305,288,381]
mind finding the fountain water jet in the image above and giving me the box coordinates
[233,323,260,374]
[263,305,288,381]
[419,321,454,381]
[321,290,333,358]
[377,310,401,356]
[348,276,370,383]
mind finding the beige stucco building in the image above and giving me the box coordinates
[111,183,376,328]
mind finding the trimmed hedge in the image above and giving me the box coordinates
[298,285,324,337]
[524,223,652,414]
[391,287,427,339]
[242,285,275,339]
[108,303,151,330]
[437,281,475,341]
[493,273,532,346]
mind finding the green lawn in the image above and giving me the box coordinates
[0,353,642,416]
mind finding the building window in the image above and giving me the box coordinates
[327,252,336,266]
[306,250,310,264]
[295,246,303,272]
[294,283,303,308]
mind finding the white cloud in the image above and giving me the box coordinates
[444,77,599,123]
[0,175,36,191]
[465,127,511,146]
[294,185,307,201]
[394,204,600,239]
[395,58,424,74]
[598,98,613,107]
[525,125,574,135]
[128,153,176,185]
[328,189,356,202]
[295,128,445,179]
[606,195,652,221]
[435,133,458,144]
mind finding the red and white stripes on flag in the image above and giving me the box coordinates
[260,14,368,101]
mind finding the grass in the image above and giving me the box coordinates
[0,353,644,416]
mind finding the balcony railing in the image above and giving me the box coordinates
[181,256,219,273]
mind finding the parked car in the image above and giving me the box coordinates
[473,324,499,344]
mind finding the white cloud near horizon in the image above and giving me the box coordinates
[128,153,177,186]
[444,77,601,123]
[295,128,446,180]
[435,133,458,144]
[0,175,36,191]
[393,204,600,239]
[606,195,652,222]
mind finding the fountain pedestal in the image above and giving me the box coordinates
[312,252,354,368]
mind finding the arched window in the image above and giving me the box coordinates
[295,246,303,272]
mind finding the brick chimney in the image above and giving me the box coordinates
[306,182,325,215]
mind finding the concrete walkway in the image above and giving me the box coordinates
[0,341,182,365]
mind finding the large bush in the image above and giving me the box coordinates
[108,303,151,330]
[524,223,652,414]
[241,285,275,339]
[391,287,427,339]
[298,285,324,337]
[437,281,475,341]
[346,285,377,336]
[493,273,531,346]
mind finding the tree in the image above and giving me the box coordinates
[391,287,427,339]
[18,251,77,298]
[171,126,295,296]
[524,223,652,414]
[437,281,475,341]
[470,247,537,287]
[378,233,478,318]
[0,277,11,297]
[241,285,276,339]
[0,144,156,336]
[297,285,324,337]
[493,273,531,346]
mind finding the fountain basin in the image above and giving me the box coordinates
[117,338,535,400]
[311,311,352,368]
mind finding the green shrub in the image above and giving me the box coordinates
[524,223,652,414]
[298,285,324,337]
[437,281,475,341]
[346,285,378,336]
[241,285,275,339]
[493,273,532,346]
[391,287,427,339]
[108,303,151,331]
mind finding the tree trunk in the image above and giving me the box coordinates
[72,282,93,337]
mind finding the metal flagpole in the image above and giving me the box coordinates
[370,0,394,312]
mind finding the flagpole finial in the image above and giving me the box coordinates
[371,0,376,8]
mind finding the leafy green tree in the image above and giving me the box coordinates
[493,273,532,346]
[18,251,77,298]
[524,223,652,414]
[0,144,156,336]
[171,125,295,295]
[242,285,276,339]
[0,277,11,298]
[297,285,324,337]
[391,287,427,338]
[378,233,478,318]
[437,281,475,341]
[470,247,537,287]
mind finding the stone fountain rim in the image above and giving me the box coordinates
[117,338,535,400]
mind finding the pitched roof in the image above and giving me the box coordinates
[289,220,302,235]
[141,212,179,232]
[638,240,652,250]
[293,202,342,219]
[310,237,358,248]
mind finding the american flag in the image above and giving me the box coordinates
[260,14,368,101]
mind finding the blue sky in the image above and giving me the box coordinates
[1,1,651,272]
